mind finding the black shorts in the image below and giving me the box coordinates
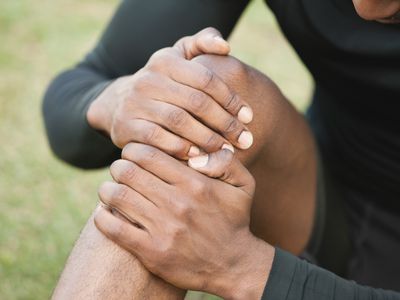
[307,154,400,291]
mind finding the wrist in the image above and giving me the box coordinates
[87,77,128,134]
[215,232,275,300]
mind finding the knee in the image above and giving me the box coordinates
[193,54,283,165]
[192,54,250,90]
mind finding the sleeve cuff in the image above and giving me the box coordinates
[261,248,298,300]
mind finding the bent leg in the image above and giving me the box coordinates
[52,206,185,300]
[193,55,317,254]
[52,54,316,300]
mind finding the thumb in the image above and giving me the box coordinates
[188,147,255,196]
[174,27,230,60]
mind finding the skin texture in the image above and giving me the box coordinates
[52,210,185,300]
[95,144,274,300]
[352,0,400,22]
[193,54,317,254]
[87,28,255,159]
[53,1,400,297]
[53,32,317,298]
[88,29,317,254]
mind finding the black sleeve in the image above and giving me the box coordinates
[42,0,249,169]
[262,248,400,300]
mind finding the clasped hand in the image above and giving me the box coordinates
[93,28,274,299]
[95,143,272,299]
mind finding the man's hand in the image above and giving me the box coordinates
[94,143,274,300]
[87,28,254,159]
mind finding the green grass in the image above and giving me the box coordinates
[0,0,311,299]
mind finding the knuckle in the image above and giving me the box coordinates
[148,48,170,69]
[174,201,193,220]
[121,142,136,160]
[166,108,188,129]
[222,117,242,135]
[109,221,125,240]
[113,184,129,204]
[168,139,189,158]
[142,122,161,144]
[111,110,124,131]
[177,36,192,53]
[119,162,139,183]
[133,72,154,93]
[164,223,186,245]
[191,177,208,195]
[177,35,190,45]
[110,113,129,148]
[220,148,235,164]
[171,225,186,241]
[135,144,160,164]
[199,69,214,89]
[219,170,232,182]
[211,154,232,177]
[188,91,209,114]
[224,93,241,113]
[200,26,220,36]
[154,242,172,267]
[110,130,125,149]
[203,133,222,150]
[123,143,159,164]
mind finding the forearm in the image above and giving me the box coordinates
[52,206,185,300]
[43,0,249,168]
[194,54,316,254]
[263,248,400,300]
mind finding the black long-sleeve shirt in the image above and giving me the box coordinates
[42,0,400,298]
[43,0,248,168]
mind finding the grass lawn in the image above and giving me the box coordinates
[0,0,312,299]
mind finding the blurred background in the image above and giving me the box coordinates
[0,0,312,299]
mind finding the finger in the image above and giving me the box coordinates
[148,76,251,149]
[122,143,200,185]
[123,119,201,159]
[188,149,255,196]
[174,27,230,59]
[137,99,232,153]
[94,206,150,256]
[149,49,253,126]
[98,181,158,227]
[168,56,254,126]
[110,159,173,205]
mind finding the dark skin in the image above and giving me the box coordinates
[53,0,400,298]
[88,32,317,254]
[95,144,274,300]
[53,49,316,299]
[87,28,254,159]
[91,52,317,299]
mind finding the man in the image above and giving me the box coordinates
[51,52,400,299]
[44,0,400,298]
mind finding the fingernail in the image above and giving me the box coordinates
[222,143,235,153]
[188,154,209,169]
[188,146,201,157]
[238,131,253,149]
[238,106,253,124]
